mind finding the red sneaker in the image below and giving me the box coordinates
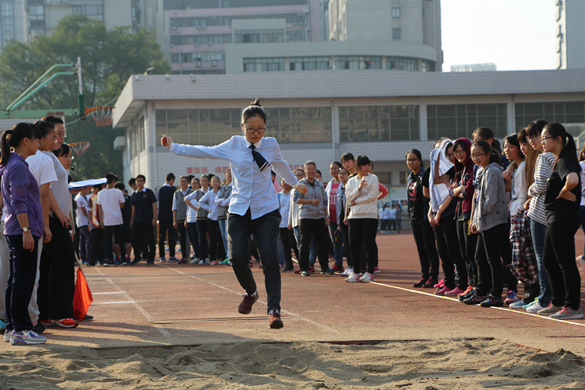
[434,278,445,289]
[331,264,344,274]
[294,268,301,274]
[54,318,78,328]
[458,286,474,297]
[308,266,315,274]
[374,267,381,274]
[238,292,259,315]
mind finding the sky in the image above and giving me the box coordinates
[441,0,557,72]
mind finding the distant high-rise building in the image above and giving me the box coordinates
[451,63,497,72]
[556,0,585,69]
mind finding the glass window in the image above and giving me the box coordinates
[392,28,401,39]
[514,101,585,129]
[243,58,285,72]
[290,56,329,71]
[1,3,13,17]
[287,30,307,42]
[428,104,508,140]
[1,17,13,31]
[339,105,419,142]
[335,56,382,70]
[72,5,103,21]
[392,7,400,18]
[234,29,261,43]
[387,57,418,71]
[262,29,284,43]
[28,5,44,20]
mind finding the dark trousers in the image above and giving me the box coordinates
[475,223,508,297]
[543,220,582,310]
[456,219,479,288]
[338,221,352,268]
[411,220,440,280]
[78,225,90,263]
[279,228,297,268]
[208,219,223,261]
[196,219,209,259]
[299,218,330,272]
[498,222,517,292]
[176,221,189,259]
[158,220,176,258]
[349,218,378,275]
[396,218,402,232]
[187,222,201,259]
[132,222,156,262]
[88,226,104,266]
[434,215,468,290]
[5,234,39,332]
[228,209,281,313]
[38,216,75,321]
[104,224,126,262]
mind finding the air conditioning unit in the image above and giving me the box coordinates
[196,62,202,67]
[211,61,216,67]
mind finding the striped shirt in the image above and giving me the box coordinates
[527,152,555,226]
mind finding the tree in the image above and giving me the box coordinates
[0,14,171,180]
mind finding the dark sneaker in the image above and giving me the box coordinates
[238,292,259,315]
[459,288,476,302]
[321,268,335,275]
[331,264,344,274]
[423,277,437,288]
[283,265,294,272]
[130,258,142,266]
[480,295,504,307]
[301,271,310,276]
[104,260,119,267]
[32,322,46,334]
[308,266,315,274]
[268,310,284,329]
[293,268,301,274]
[178,258,188,264]
[463,293,488,305]
[146,261,155,265]
[413,278,426,288]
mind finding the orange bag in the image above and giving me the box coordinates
[73,267,93,321]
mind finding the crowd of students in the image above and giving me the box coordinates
[406,121,584,320]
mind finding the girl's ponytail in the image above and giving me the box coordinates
[0,129,13,166]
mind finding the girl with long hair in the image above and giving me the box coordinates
[216,168,232,264]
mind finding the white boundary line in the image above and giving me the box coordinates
[95,268,172,338]
[160,265,339,333]
[369,280,585,328]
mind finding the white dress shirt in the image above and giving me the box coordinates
[171,136,299,220]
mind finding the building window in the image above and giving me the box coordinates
[1,3,13,17]
[171,52,225,63]
[72,5,104,21]
[171,34,227,46]
[387,57,418,71]
[515,101,585,130]
[392,28,401,39]
[290,57,329,71]
[287,30,306,42]
[392,7,400,18]
[335,56,382,70]
[262,29,284,43]
[243,58,285,72]
[234,30,261,43]
[339,105,420,142]
[0,31,13,46]
[28,5,44,20]
[427,104,508,140]
[399,171,409,185]
[1,17,13,31]
[266,107,332,143]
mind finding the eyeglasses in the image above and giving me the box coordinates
[406,158,419,162]
[527,135,540,142]
[541,136,554,141]
[453,150,465,156]
[44,135,58,143]
[471,152,486,159]
[244,127,266,134]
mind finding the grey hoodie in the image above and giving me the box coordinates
[472,162,508,232]
[293,178,327,220]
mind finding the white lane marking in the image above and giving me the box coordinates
[94,268,172,338]
[369,281,585,328]
[160,265,338,333]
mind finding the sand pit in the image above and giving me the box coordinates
[1,338,585,389]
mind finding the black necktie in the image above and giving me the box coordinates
[249,144,269,171]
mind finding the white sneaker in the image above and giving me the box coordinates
[577,256,585,273]
[341,268,352,277]
[509,300,527,309]
[4,329,12,342]
[189,258,200,265]
[359,272,373,283]
[345,272,360,283]
[526,301,547,313]
[197,259,206,265]
[10,330,46,345]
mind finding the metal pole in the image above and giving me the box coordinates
[76,57,85,118]
[8,72,75,112]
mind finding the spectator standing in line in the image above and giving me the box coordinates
[379,205,390,233]
[87,185,104,266]
[173,175,193,263]
[388,206,396,233]
[75,187,91,265]
[157,172,177,263]
[130,174,157,265]
[185,177,201,264]
[217,168,233,264]
[97,173,127,266]
[278,178,297,271]
[325,161,344,273]
[394,204,403,233]
[114,182,132,263]
[195,174,210,264]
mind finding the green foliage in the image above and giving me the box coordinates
[0,14,171,180]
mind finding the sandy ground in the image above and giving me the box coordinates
[1,233,585,389]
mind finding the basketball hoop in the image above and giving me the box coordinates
[84,106,114,127]
[70,141,90,156]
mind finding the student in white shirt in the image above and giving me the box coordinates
[75,187,91,264]
[162,99,307,329]
[198,176,223,265]
[97,173,126,266]
[184,177,201,264]
[278,178,297,271]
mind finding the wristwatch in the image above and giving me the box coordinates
[22,227,30,232]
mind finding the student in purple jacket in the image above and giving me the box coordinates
[0,123,47,345]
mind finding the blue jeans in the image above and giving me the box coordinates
[218,218,230,259]
[329,222,344,267]
[530,219,551,306]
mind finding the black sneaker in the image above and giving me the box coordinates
[459,288,476,302]
[104,260,119,267]
[130,258,142,266]
[301,271,310,276]
[413,278,426,288]
[480,295,504,307]
[463,293,488,305]
[423,277,437,288]
[33,322,46,334]
[282,265,294,272]
[320,268,335,275]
